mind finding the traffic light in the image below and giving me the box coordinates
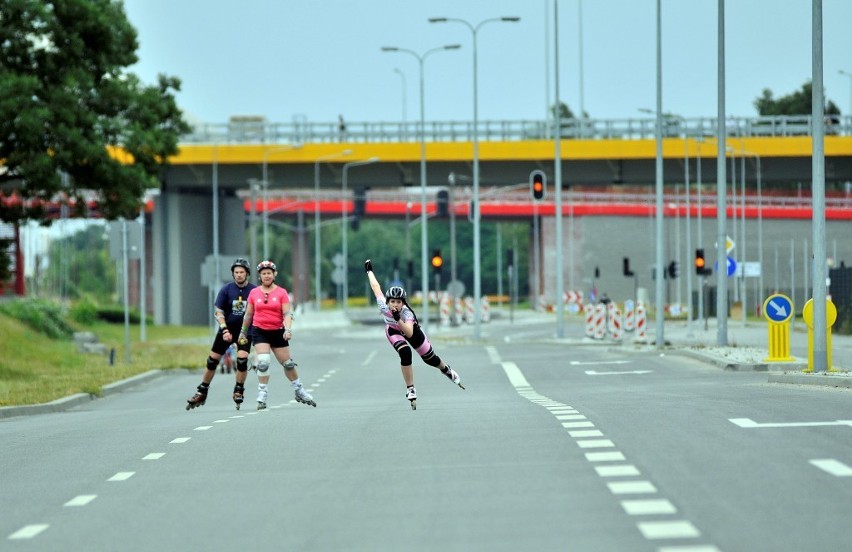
[623,257,635,277]
[353,186,368,217]
[530,170,546,201]
[695,249,710,275]
[436,190,449,217]
[667,261,679,279]
[431,249,443,274]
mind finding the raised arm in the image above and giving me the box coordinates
[365,259,383,299]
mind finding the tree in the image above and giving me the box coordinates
[0,0,191,225]
[754,81,841,116]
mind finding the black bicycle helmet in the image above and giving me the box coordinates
[231,258,251,274]
[257,260,277,273]
[385,286,407,301]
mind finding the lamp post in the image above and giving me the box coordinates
[429,15,520,341]
[262,145,301,260]
[341,157,379,316]
[314,150,353,311]
[382,44,461,330]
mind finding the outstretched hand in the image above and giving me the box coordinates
[364,259,373,273]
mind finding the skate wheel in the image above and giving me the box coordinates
[458,383,466,390]
[185,403,191,411]
[410,399,417,410]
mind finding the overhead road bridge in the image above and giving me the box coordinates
[154,115,852,325]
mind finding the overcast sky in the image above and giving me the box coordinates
[123,0,852,125]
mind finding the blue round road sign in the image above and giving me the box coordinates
[763,294,793,323]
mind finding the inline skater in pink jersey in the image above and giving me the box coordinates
[364,259,463,410]
[239,260,315,409]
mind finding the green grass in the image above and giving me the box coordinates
[0,313,209,407]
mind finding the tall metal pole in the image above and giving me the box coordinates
[382,44,460,331]
[839,70,852,119]
[716,0,729,346]
[314,150,352,311]
[262,145,301,260]
[393,68,408,131]
[341,158,379,317]
[429,16,520,341]
[553,0,565,338]
[697,139,704,324]
[812,0,828,372]
[654,0,665,348]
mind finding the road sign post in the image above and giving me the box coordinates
[762,293,794,362]
[802,298,838,372]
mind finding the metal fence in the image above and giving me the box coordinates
[182,115,852,145]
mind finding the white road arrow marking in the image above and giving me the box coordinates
[585,370,653,376]
[768,300,788,318]
[730,417,852,428]
[570,360,631,366]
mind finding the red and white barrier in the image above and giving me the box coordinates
[593,304,606,340]
[464,296,475,324]
[623,299,635,331]
[454,297,463,326]
[481,296,491,323]
[439,294,451,326]
[610,307,623,341]
[584,304,595,338]
[635,304,647,340]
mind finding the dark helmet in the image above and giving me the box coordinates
[385,286,407,301]
[231,258,251,274]
[257,260,277,273]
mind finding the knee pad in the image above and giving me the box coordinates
[397,345,412,366]
[421,349,441,367]
[206,356,218,371]
[256,353,271,374]
[236,357,249,372]
[282,358,297,371]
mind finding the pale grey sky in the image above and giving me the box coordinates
[123,0,852,125]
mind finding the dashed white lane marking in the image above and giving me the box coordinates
[586,451,627,462]
[576,439,615,449]
[107,472,135,482]
[568,430,603,438]
[621,499,677,515]
[809,458,852,476]
[213,419,229,423]
[595,465,641,477]
[485,346,501,364]
[562,421,595,428]
[556,414,586,420]
[229,415,245,419]
[8,524,49,539]
[194,426,212,431]
[637,520,701,539]
[570,360,630,366]
[64,495,97,507]
[585,370,653,375]
[362,351,377,366]
[143,453,165,460]
[170,437,190,443]
[607,481,657,494]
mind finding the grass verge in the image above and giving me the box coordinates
[0,313,209,407]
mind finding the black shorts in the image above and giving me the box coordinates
[250,326,289,348]
[211,324,251,355]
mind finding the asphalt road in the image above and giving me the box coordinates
[2,319,850,551]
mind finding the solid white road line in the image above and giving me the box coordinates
[730,417,852,428]
[64,495,97,507]
[570,360,630,366]
[585,370,653,375]
[636,520,701,539]
[620,498,677,515]
[607,481,657,494]
[809,458,852,476]
[107,472,135,482]
[658,546,721,552]
[500,361,531,388]
[143,453,166,460]
[485,346,501,364]
[170,437,191,443]
[8,524,49,539]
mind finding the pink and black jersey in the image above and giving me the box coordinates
[373,291,415,331]
[248,286,291,330]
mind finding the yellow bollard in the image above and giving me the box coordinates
[762,294,795,362]
[801,298,838,372]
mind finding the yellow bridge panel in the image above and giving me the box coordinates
[169,136,852,165]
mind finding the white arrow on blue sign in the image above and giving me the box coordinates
[714,256,737,277]
[763,294,793,323]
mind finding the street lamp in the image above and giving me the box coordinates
[314,149,353,311]
[262,145,301,260]
[429,16,520,340]
[382,43,461,330]
[393,68,408,138]
[341,157,379,316]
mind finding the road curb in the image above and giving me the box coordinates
[768,372,852,388]
[0,369,169,420]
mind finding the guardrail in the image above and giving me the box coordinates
[183,115,851,144]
